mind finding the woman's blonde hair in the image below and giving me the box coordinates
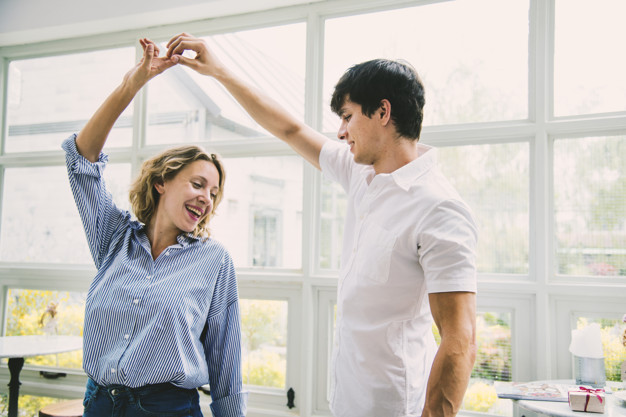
[129,145,225,238]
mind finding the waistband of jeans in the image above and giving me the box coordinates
[88,378,193,395]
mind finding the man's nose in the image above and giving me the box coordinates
[337,122,347,140]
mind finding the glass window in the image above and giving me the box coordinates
[210,156,302,269]
[146,23,306,144]
[4,289,85,369]
[554,136,625,277]
[323,0,529,132]
[0,394,71,416]
[0,163,131,264]
[5,48,135,153]
[438,142,530,274]
[554,0,626,117]
[575,316,626,382]
[462,312,513,416]
[319,178,346,271]
[240,299,288,389]
[251,208,281,267]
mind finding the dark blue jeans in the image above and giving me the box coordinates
[82,378,203,417]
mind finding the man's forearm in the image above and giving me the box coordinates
[422,338,477,417]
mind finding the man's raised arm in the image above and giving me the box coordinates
[167,33,328,169]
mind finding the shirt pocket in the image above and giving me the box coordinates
[356,223,396,283]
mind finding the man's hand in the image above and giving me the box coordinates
[166,33,223,77]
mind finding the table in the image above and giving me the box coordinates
[517,381,626,417]
[0,335,83,417]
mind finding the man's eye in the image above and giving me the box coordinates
[343,115,351,121]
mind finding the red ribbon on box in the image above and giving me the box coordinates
[578,386,604,412]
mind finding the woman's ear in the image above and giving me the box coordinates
[379,99,392,126]
[154,181,165,194]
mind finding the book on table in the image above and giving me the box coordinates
[495,381,578,402]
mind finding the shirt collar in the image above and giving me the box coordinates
[177,233,202,247]
[133,223,201,247]
[391,143,437,191]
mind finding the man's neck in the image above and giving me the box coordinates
[372,138,420,175]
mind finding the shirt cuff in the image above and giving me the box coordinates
[62,133,108,177]
[209,391,248,417]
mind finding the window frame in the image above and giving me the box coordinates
[0,1,624,416]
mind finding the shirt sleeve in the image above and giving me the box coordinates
[62,134,131,268]
[319,140,354,193]
[418,199,478,294]
[204,251,248,417]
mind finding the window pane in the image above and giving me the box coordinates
[240,299,288,389]
[554,0,626,116]
[4,289,85,369]
[575,316,626,382]
[323,0,528,132]
[0,394,73,416]
[210,156,302,269]
[462,312,512,416]
[319,178,346,270]
[554,136,625,276]
[438,143,529,274]
[0,164,131,263]
[6,48,135,153]
[147,24,306,144]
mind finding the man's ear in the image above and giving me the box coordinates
[379,99,392,126]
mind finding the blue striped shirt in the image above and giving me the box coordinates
[63,135,247,416]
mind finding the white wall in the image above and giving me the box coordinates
[0,0,322,46]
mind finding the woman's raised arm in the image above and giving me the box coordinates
[76,38,179,162]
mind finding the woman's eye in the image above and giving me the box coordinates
[192,182,202,188]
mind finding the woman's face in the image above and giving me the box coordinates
[154,160,220,235]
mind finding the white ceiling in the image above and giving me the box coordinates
[0,0,322,46]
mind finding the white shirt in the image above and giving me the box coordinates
[320,140,477,417]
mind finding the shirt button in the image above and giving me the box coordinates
[146,275,152,280]
[124,334,129,339]
[165,251,170,256]
[133,299,139,304]
[111,368,116,373]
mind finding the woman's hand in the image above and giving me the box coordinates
[123,38,179,90]
[166,33,224,77]
[75,38,177,161]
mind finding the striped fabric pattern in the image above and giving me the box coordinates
[62,135,247,416]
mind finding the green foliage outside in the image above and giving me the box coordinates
[463,381,498,413]
[5,289,84,368]
[239,299,287,389]
[0,393,72,417]
[577,317,626,381]
[432,312,512,414]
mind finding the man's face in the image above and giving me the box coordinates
[336,98,385,166]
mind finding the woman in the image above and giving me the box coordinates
[63,39,247,416]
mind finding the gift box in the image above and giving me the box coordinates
[568,387,605,413]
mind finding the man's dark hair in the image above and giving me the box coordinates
[330,59,425,140]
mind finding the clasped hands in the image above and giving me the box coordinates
[127,33,219,88]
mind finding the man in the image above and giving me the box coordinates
[166,33,478,417]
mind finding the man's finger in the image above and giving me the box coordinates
[142,43,155,70]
